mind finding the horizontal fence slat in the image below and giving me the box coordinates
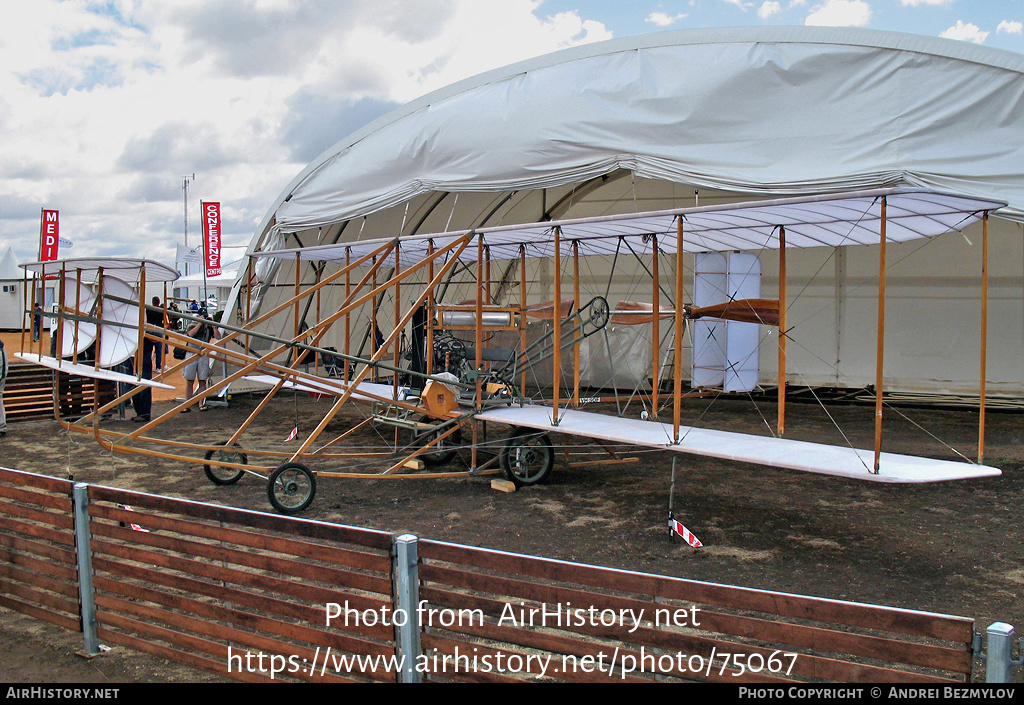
[0,467,75,494]
[0,592,81,633]
[88,484,393,551]
[0,483,73,513]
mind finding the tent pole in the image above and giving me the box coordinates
[573,240,581,406]
[673,216,684,443]
[135,266,146,377]
[426,240,435,377]
[651,233,660,419]
[873,197,887,473]
[73,267,83,364]
[94,268,105,373]
[28,268,37,355]
[344,248,351,384]
[520,245,527,396]
[475,235,484,411]
[777,225,787,436]
[979,213,989,464]
[244,257,252,356]
[293,254,300,350]
[393,241,401,444]
[552,227,562,426]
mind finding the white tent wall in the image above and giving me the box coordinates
[230,27,1024,398]
[0,283,28,330]
[0,247,30,330]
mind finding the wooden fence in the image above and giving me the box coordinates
[0,466,991,683]
[0,470,79,632]
[416,540,974,683]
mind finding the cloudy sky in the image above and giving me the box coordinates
[2,0,1022,269]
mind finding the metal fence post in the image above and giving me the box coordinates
[985,622,1021,683]
[72,482,100,656]
[393,533,422,683]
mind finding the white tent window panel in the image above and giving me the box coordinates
[692,252,761,393]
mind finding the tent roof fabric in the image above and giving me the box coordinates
[0,248,25,280]
[256,26,1024,249]
[253,188,1005,268]
[20,258,179,284]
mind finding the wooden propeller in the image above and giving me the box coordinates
[611,298,780,326]
[685,298,780,326]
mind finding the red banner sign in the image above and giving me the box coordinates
[39,209,60,261]
[202,201,222,277]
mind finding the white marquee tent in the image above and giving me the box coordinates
[231,27,1024,397]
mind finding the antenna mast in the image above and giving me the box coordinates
[182,173,195,276]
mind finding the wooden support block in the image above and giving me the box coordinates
[403,459,425,470]
[490,479,517,493]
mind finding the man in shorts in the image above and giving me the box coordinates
[182,309,219,412]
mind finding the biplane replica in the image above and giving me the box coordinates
[17,188,1005,514]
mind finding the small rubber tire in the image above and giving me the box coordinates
[267,462,317,514]
[203,441,247,486]
[414,417,463,467]
[500,428,554,487]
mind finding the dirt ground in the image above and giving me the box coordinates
[2,334,1023,683]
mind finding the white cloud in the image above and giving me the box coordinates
[898,0,953,6]
[997,20,1023,35]
[804,0,872,27]
[940,20,990,44]
[0,0,612,264]
[722,0,755,12]
[759,2,783,19]
[646,12,688,27]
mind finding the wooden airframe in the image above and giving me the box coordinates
[19,188,1005,514]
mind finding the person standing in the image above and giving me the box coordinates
[32,303,42,342]
[182,310,219,412]
[148,296,166,371]
[131,297,166,422]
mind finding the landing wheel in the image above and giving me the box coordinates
[203,441,247,485]
[413,417,463,467]
[500,428,554,487]
[267,462,317,514]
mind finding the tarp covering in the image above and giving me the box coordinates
[261,26,1024,243]
[20,258,179,284]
